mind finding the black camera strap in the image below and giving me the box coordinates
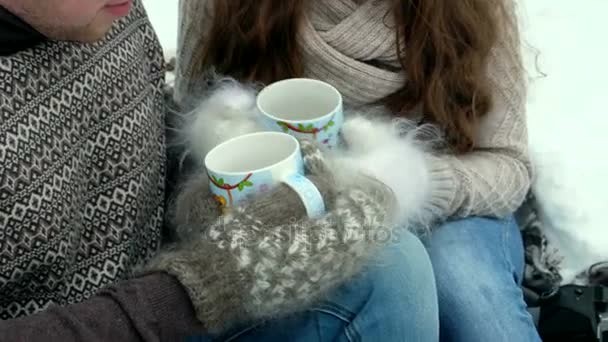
[594,287,608,342]
[595,287,608,303]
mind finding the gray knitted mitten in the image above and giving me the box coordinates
[146,140,398,334]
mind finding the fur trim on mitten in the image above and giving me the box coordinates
[331,110,440,229]
[179,79,264,163]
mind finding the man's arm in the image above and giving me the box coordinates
[0,274,204,342]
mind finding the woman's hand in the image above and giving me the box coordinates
[336,115,436,227]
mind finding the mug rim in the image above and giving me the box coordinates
[204,131,300,176]
[256,78,343,124]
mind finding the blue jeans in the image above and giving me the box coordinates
[188,230,439,342]
[426,217,541,342]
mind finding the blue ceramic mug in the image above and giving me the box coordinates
[257,78,343,149]
[204,132,325,218]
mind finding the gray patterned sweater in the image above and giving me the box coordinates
[0,0,166,318]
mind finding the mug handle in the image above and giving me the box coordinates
[282,174,326,218]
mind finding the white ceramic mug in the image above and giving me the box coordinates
[257,78,344,148]
[204,132,325,218]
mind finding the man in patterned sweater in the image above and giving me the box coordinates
[0,0,166,318]
[0,2,405,338]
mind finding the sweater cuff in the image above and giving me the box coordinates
[425,154,458,221]
[140,273,205,338]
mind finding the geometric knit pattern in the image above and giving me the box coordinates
[0,0,165,319]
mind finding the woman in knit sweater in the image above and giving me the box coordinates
[172,0,539,341]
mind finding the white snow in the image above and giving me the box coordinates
[519,0,608,283]
[143,0,179,58]
[144,1,608,283]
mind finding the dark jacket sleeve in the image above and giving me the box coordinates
[0,273,205,342]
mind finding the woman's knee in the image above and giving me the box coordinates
[326,230,438,313]
[429,217,523,280]
[426,217,539,341]
[372,230,436,289]
[360,231,438,318]
[326,230,439,340]
[428,217,517,291]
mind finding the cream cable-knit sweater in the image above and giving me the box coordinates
[173,0,532,221]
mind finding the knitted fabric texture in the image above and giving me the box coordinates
[174,0,532,222]
[0,0,166,318]
[146,140,398,334]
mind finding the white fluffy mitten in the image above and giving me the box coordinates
[332,113,438,228]
[184,80,264,160]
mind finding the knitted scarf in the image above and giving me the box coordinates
[300,0,405,105]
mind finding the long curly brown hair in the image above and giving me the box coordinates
[189,0,521,153]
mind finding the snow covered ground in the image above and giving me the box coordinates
[519,0,608,282]
[143,0,608,283]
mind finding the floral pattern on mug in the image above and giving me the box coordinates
[276,117,336,140]
[208,173,254,206]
